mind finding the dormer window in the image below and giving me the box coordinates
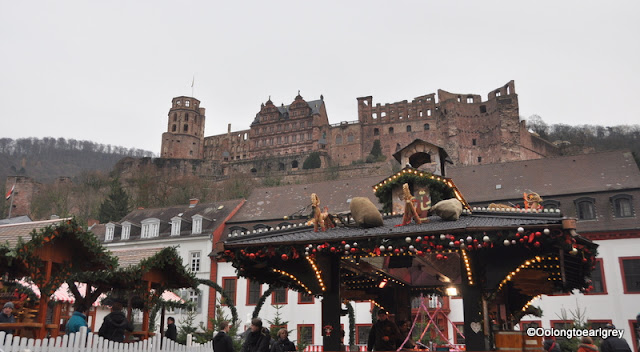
[121,221,131,240]
[105,224,115,242]
[171,217,182,236]
[192,215,203,235]
[141,218,161,238]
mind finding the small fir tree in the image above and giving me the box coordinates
[267,304,290,339]
[98,179,131,223]
[177,309,199,344]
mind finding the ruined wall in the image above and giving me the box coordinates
[4,176,40,218]
[328,121,363,165]
[519,121,560,160]
[204,127,251,162]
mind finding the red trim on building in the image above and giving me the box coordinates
[582,230,640,241]
[221,277,237,306]
[208,199,246,329]
[298,292,315,304]
[355,324,372,345]
[619,256,640,294]
[271,287,288,305]
[586,258,608,295]
[246,279,263,306]
[628,319,638,352]
[298,324,315,346]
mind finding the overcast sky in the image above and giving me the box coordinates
[1,1,638,153]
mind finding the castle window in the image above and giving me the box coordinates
[406,125,412,132]
[477,157,482,163]
[184,124,188,132]
[506,85,511,95]
[466,97,473,103]
[278,125,282,131]
[347,133,354,143]
[373,128,379,136]
[472,139,477,146]
[419,110,423,117]
[294,122,298,129]
[424,123,430,131]
[388,127,394,134]
[307,121,312,127]
[172,124,177,132]
[480,105,487,113]
[251,168,257,173]
[277,137,282,145]
[427,109,432,117]
[575,197,596,220]
[372,113,377,119]
[176,100,181,106]
[611,194,634,218]
[279,162,285,171]
[173,113,177,121]
[284,136,289,144]
[292,160,299,168]
[496,91,501,97]
[336,135,343,145]
[292,135,297,142]
[185,100,190,107]
[381,112,386,117]
[399,114,403,120]
[307,132,312,140]
[185,113,189,121]
[457,96,461,102]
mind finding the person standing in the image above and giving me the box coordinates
[66,303,91,334]
[577,336,599,352]
[0,302,16,335]
[166,317,178,341]
[600,324,632,352]
[241,318,270,352]
[367,310,401,351]
[270,328,296,352]
[214,321,234,352]
[98,302,133,342]
[543,336,561,352]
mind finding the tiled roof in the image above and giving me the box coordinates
[224,212,564,247]
[277,99,324,116]
[229,175,384,222]
[110,248,163,268]
[447,150,640,203]
[0,218,72,247]
[0,216,32,225]
[95,199,243,242]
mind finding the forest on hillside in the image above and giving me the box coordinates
[0,137,155,184]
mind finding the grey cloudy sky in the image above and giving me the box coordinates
[1,1,638,153]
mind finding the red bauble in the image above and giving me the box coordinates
[330,247,336,252]
[535,231,542,237]
[417,251,423,255]
[249,253,256,259]
[454,240,461,246]
[534,242,541,248]
[281,254,289,260]
[467,245,473,250]
[415,238,422,243]
[426,249,432,253]
[394,249,400,254]
[582,258,588,263]
[436,254,443,260]
[519,238,525,243]
[341,241,346,245]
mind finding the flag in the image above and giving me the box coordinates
[5,185,14,200]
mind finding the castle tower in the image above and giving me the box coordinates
[161,96,206,159]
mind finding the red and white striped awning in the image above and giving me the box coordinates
[18,280,184,306]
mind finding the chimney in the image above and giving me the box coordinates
[189,198,199,208]
[227,124,231,134]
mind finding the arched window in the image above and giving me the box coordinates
[406,125,412,132]
[611,194,634,218]
[373,128,380,136]
[424,123,430,131]
[278,162,285,171]
[292,160,299,168]
[388,127,394,134]
[335,135,343,145]
[184,124,189,132]
[542,200,561,210]
[172,124,177,132]
[574,197,596,220]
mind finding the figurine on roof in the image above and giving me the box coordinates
[524,192,543,210]
[397,183,423,226]
[308,193,335,232]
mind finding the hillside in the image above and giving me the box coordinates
[0,137,155,184]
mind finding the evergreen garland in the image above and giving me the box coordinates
[252,286,274,318]
[374,171,456,213]
[198,279,239,325]
[346,302,356,350]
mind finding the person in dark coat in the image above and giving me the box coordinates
[577,336,599,352]
[543,336,561,352]
[166,317,178,341]
[367,310,401,351]
[270,328,296,352]
[600,324,632,352]
[214,320,234,352]
[241,318,270,352]
[98,302,133,342]
[0,302,16,334]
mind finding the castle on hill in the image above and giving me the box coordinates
[160,80,557,175]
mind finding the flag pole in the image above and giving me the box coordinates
[191,75,195,97]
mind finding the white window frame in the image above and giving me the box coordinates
[121,222,131,240]
[188,289,201,313]
[105,224,115,242]
[190,251,201,272]
[171,217,182,236]
[141,218,161,239]
[192,215,203,235]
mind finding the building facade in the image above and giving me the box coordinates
[159,81,558,176]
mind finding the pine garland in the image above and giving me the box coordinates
[252,286,274,319]
[346,302,356,350]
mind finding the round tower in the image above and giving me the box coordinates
[161,96,206,159]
